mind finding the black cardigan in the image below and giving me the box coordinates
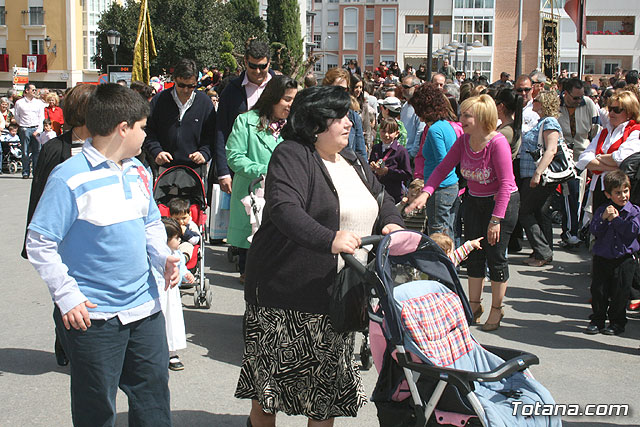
[21,131,73,259]
[244,140,404,314]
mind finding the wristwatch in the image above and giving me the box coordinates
[490,219,500,225]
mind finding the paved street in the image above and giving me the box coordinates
[1,174,639,426]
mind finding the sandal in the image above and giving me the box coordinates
[481,305,504,332]
[470,299,484,323]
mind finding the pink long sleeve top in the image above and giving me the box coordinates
[424,133,517,218]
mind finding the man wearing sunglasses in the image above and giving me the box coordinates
[214,40,275,194]
[400,75,425,158]
[557,77,601,247]
[144,58,218,183]
[515,75,539,133]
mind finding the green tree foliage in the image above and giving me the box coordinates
[95,0,265,75]
[219,32,237,72]
[266,0,303,75]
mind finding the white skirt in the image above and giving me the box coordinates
[155,269,187,352]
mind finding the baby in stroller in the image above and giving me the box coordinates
[1,123,21,174]
[168,197,202,263]
[349,231,561,427]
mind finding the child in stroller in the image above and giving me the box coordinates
[1,123,22,174]
[344,231,561,427]
[153,165,211,308]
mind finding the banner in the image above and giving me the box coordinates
[131,0,157,84]
[541,18,558,81]
[564,0,587,47]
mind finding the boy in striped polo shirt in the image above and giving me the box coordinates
[26,83,180,426]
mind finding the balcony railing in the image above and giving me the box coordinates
[21,8,45,26]
[1,7,6,26]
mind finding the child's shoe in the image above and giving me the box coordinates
[169,355,184,371]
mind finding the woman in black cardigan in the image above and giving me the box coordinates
[235,86,403,426]
[21,84,96,366]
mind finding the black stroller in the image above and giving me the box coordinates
[343,231,561,427]
[153,165,211,308]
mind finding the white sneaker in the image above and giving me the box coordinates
[565,234,581,245]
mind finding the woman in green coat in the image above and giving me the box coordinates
[226,75,299,280]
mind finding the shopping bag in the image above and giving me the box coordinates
[209,184,230,240]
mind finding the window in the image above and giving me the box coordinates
[381,8,395,27]
[466,59,491,77]
[584,59,596,74]
[603,60,621,74]
[344,33,358,50]
[343,55,357,65]
[366,55,374,67]
[0,36,6,55]
[560,61,578,74]
[30,39,44,55]
[453,16,492,46]
[314,0,321,3]
[343,8,358,50]
[455,0,493,7]
[366,8,375,20]
[365,32,374,43]
[380,55,395,63]
[381,32,395,50]
[603,21,623,33]
[407,21,425,34]
[0,6,5,26]
[28,7,44,25]
[314,34,322,48]
[586,21,597,34]
[328,10,339,27]
[314,62,322,71]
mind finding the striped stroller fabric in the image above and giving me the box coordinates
[400,291,475,367]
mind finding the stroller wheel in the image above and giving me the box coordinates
[193,285,202,308]
[204,288,213,309]
[9,162,18,174]
[360,341,373,370]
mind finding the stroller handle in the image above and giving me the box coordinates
[248,175,265,194]
[340,235,383,275]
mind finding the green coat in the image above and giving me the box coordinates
[225,110,283,249]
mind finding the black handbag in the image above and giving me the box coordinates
[329,157,383,333]
[527,126,577,185]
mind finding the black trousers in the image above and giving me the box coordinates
[518,179,554,261]
[590,254,634,328]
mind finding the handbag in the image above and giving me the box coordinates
[527,120,577,185]
[328,157,384,333]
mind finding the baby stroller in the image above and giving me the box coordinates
[343,231,560,427]
[1,139,22,174]
[153,165,212,308]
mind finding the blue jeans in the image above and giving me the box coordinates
[19,125,39,177]
[53,307,171,427]
[426,183,459,238]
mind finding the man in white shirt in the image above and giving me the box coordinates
[400,75,426,158]
[515,75,540,134]
[14,83,45,178]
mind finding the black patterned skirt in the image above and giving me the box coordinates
[234,303,367,420]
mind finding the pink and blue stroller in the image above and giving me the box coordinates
[343,231,561,427]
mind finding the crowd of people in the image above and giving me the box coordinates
[14,37,640,426]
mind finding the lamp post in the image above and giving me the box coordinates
[462,40,483,75]
[107,30,121,65]
[322,35,332,73]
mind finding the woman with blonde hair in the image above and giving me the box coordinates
[44,92,64,135]
[518,90,564,267]
[577,90,640,211]
[407,95,519,331]
[323,67,367,157]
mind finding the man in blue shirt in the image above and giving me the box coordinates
[400,75,426,158]
[27,84,179,426]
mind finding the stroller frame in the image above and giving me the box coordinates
[344,233,542,427]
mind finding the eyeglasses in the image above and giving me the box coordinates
[515,87,532,93]
[247,61,269,70]
[402,84,417,89]
[176,82,197,89]
[610,106,625,114]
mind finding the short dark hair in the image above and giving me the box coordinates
[604,169,631,194]
[252,75,298,129]
[62,84,96,128]
[304,74,317,88]
[130,81,155,100]
[7,123,18,130]
[168,197,191,216]
[614,80,627,90]
[85,83,150,137]
[161,217,182,240]
[563,77,584,93]
[281,86,350,145]
[245,39,270,60]
[172,58,198,80]
[379,117,399,133]
[43,118,52,126]
[625,70,639,85]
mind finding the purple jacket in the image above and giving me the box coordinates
[369,140,413,203]
[591,201,640,259]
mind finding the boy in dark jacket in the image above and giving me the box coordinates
[586,170,640,335]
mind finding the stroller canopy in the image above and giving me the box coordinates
[153,165,207,208]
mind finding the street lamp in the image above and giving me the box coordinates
[322,35,332,73]
[462,40,483,76]
[107,30,121,65]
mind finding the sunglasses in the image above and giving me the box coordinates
[247,61,269,70]
[402,84,417,89]
[515,87,532,93]
[610,106,625,114]
[176,82,197,89]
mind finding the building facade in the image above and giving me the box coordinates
[0,0,121,89]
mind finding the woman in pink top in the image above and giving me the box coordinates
[406,95,519,332]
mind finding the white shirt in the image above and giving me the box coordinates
[14,97,45,131]
[522,99,540,134]
[171,87,196,121]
